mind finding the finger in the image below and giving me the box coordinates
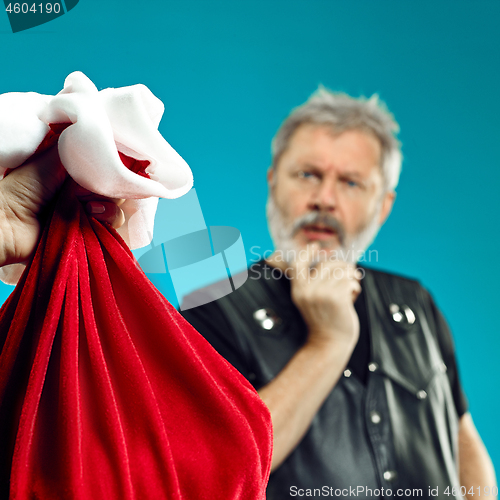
[351,279,362,301]
[75,184,126,207]
[291,243,320,282]
[73,184,92,197]
[343,263,361,281]
[321,268,360,300]
[307,243,322,267]
[85,196,125,207]
[310,259,350,280]
[5,146,67,211]
[85,201,125,229]
[354,267,364,281]
[307,262,358,298]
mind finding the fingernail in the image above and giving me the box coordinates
[87,202,105,214]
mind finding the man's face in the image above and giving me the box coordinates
[267,124,394,261]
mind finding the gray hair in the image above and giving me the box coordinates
[271,86,402,192]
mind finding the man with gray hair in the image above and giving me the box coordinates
[182,88,496,499]
[267,87,401,264]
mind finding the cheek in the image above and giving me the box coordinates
[274,184,310,218]
[341,197,375,232]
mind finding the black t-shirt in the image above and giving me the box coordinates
[181,260,468,418]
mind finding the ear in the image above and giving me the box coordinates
[378,190,396,225]
[267,166,275,188]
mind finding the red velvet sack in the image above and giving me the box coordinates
[0,169,272,497]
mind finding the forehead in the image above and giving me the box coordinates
[278,124,383,174]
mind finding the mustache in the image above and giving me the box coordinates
[291,211,346,245]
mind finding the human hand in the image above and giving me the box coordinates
[74,184,126,229]
[0,146,125,267]
[290,244,361,350]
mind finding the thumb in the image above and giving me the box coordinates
[3,146,67,217]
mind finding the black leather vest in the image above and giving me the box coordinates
[215,266,461,500]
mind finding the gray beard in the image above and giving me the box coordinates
[266,194,382,264]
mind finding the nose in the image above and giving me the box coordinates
[308,178,337,212]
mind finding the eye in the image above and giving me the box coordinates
[341,178,359,188]
[297,170,320,181]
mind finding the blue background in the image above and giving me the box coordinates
[1,0,499,472]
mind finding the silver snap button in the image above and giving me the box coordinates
[253,309,267,321]
[392,312,404,322]
[368,362,378,372]
[370,411,381,424]
[416,390,428,400]
[403,306,416,324]
[261,319,274,330]
[253,308,281,330]
[343,369,352,378]
[389,303,399,314]
[383,470,397,482]
[389,303,416,325]
[389,303,403,322]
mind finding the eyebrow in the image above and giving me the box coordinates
[339,171,364,178]
[293,163,368,179]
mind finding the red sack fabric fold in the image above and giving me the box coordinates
[0,179,272,499]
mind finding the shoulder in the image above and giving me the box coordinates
[360,265,439,323]
[181,260,273,313]
[361,265,422,288]
[179,261,278,377]
[361,265,433,297]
